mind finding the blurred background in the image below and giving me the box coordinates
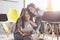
[0,0,60,40]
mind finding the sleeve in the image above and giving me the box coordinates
[37,10,45,16]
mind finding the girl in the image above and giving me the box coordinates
[14,8,37,40]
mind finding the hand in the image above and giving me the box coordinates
[27,15,30,21]
[22,32,30,36]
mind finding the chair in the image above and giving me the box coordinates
[0,14,10,36]
[7,8,19,22]
[7,8,19,34]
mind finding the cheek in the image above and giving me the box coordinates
[25,15,27,17]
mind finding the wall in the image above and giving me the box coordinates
[0,0,24,15]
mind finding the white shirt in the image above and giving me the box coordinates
[34,9,44,17]
[21,21,33,32]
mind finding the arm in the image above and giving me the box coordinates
[37,9,44,17]
[18,28,26,36]
[15,18,25,36]
[16,18,30,36]
[29,20,37,27]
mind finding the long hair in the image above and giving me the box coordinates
[15,8,36,32]
[27,3,36,21]
[27,3,35,10]
[19,8,29,28]
[15,8,26,32]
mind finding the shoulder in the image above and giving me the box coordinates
[36,8,40,11]
[36,8,45,16]
[16,17,22,23]
[36,8,44,12]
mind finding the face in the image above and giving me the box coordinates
[25,11,30,20]
[29,7,36,13]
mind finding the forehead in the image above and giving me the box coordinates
[29,7,35,10]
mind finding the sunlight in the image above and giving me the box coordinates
[52,0,60,11]
[25,0,60,11]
